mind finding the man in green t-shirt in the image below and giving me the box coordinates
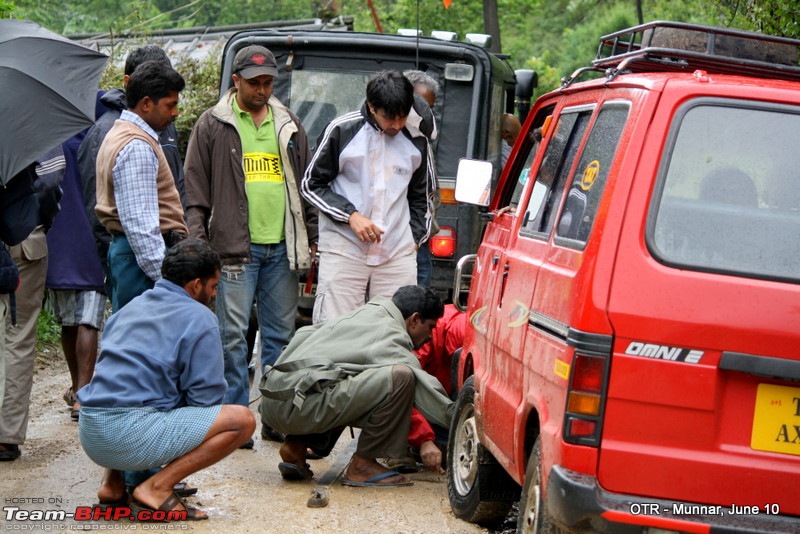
[184,46,317,447]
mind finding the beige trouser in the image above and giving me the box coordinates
[312,251,417,325]
[0,228,48,444]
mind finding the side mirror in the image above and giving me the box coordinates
[515,69,538,124]
[454,158,493,207]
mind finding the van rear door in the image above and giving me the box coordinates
[602,82,800,513]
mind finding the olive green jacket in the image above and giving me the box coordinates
[259,296,453,430]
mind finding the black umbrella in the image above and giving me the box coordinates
[0,19,108,185]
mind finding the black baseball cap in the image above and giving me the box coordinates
[232,45,279,79]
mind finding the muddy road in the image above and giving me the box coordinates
[1,351,497,533]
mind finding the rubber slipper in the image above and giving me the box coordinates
[385,457,419,474]
[70,404,80,421]
[94,495,130,510]
[130,493,208,522]
[172,482,198,497]
[341,470,413,487]
[278,461,314,481]
[0,444,20,461]
[63,388,77,407]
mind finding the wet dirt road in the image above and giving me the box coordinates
[0,352,489,534]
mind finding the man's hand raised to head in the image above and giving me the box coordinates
[348,211,384,243]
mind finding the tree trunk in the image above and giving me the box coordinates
[483,0,501,53]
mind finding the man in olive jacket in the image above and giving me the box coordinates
[184,46,318,437]
[259,286,452,487]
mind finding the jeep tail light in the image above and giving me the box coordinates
[430,226,456,258]
[439,186,457,205]
[564,345,610,447]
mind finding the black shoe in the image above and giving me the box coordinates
[260,424,285,443]
[0,444,20,461]
[239,438,255,450]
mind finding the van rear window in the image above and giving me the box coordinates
[651,100,800,283]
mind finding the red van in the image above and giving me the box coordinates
[446,21,800,533]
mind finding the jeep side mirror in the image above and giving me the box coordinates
[454,158,493,207]
[515,69,537,124]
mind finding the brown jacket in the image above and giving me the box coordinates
[184,89,317,268]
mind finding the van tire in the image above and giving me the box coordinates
[516,437,555,533]
[447,376,515,526]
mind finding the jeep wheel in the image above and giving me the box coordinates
[447,376,514,526]
[517,437,555,534]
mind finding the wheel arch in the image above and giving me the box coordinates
[521,406,542,474]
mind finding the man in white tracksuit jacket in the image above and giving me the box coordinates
[301,70,432,325]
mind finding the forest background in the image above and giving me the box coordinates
[2,0,799,148]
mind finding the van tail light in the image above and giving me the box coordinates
[429,226,456,258]
[563,337,611,447]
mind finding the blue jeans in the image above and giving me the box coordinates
[416,242,432,286]
[217,241,297,406]
[108,235,155,312]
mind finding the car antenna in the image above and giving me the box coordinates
[415,0,420,68]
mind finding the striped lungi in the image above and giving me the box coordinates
[78,405,221,471]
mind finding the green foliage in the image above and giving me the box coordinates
[525,58,562,100]
[13,0,164,35]
[36,307,61,347]
[90,39,222,155]
[174,47,224,155]
[9,0,800,133]
[715,0,800,38]
[0,0,14,18]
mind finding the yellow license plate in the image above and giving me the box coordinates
[751,383,800,456]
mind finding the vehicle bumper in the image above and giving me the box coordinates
[547,464,800,533]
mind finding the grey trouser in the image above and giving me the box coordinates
[1,228,47,444]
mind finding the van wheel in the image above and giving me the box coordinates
[517,438,555,533]
[447,376,514,526]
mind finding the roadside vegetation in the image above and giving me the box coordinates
[2,0,798,142]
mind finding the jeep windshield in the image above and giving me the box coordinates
[287,69,372,148]
[650,99,800,283]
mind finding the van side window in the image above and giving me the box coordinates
[555,103,630,246]
[505,105,554,210]
[650,101,800,283]
[520,108,593,238]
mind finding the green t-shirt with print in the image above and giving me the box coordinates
[233,98,286,244]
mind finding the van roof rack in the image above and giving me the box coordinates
[593,21,800,83]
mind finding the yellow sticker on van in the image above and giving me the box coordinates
[580,160,600,191]
[554,360,571,380]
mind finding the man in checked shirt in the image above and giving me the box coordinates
[95,61,187,312]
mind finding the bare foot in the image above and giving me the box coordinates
[96,469,127,504]
[279,439,308,469]
[345,454,411,485]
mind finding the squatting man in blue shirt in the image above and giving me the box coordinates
[77,239,255,520]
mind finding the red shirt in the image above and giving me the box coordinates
[408,305,466,447]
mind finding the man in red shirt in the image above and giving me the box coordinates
[391,304,465,472]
